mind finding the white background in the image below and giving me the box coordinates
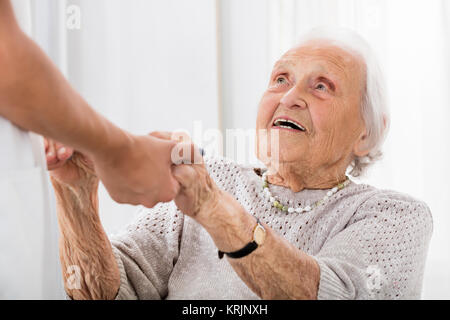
[13,0,450,299]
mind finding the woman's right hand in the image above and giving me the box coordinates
[44,138,119,300]
[45,138,96,187]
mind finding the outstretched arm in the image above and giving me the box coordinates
[0,0,126,160]
[169,143,320,299]
[0,0,179,207]
[49,152,120,299]
[173,168,320,299]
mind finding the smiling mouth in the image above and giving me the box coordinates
[272,118,306,132]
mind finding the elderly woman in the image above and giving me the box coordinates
[47,29,432,300]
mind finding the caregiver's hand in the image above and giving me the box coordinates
[91,134,180,208]
[45,134,180,208]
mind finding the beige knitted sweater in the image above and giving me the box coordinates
[109,156,433,300]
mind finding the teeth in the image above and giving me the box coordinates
[274,119,305,131]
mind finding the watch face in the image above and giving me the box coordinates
[254,225,266,245]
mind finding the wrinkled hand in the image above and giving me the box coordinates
[172,150,221,220]
[45,138,96,188]
[150,131,222,221]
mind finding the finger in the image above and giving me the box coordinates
[46,140,58,166]
[109,191,141,206]
[54,142,73,161]
[152,185,179,204]
[140,198,158,209]
[171,164,197,189]
[148,131,174,141]
[43,137,49,151]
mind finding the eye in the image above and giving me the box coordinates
[315,82,328,91]
[275,76,288,86]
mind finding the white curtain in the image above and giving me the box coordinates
[13,0,449,299]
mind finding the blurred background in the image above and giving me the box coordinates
[11,0,450,299]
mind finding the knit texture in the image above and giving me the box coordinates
[110,156,433,300]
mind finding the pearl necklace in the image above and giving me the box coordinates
[261,171,350,213]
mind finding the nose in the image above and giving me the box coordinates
[279,85,307,110]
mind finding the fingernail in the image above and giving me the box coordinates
[47,152,54,157]
[58,147,66,155]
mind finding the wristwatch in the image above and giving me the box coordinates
[218,218,266,259]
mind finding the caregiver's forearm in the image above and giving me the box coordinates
[198,192,320,300]
[0,1,128,158]
[51,177,120,300]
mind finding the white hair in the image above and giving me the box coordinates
[296,27,390,177]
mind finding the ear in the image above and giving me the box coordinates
[353,129,371,157]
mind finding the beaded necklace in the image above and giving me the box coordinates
[261,171,350,213]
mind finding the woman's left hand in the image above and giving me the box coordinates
[171,143,222,222]
[149,131,222,222]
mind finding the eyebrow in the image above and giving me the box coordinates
[272,60,341,86]
[274,57,342,75]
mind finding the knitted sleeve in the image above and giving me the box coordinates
[314,191,433,299]
[109,202,184,300]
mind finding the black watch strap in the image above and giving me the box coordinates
[218,241,258,259]
[218,218,264,259]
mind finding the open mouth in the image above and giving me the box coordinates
[272,117,306,132]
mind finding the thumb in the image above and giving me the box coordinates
[171,164,197,189]
[168,170,181,195]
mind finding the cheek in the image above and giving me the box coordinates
[256,93,279,129]
[309,103,346,150]
[310,102,361,156]
[309,102,334,133]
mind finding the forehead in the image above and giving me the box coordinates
[274,41,365,83]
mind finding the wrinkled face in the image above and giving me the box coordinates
[256,41,367,177]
